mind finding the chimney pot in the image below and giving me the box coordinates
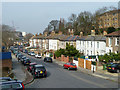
[91,30,95,36]
[80,32,83,37]
[44,32,48,37]
[103,31,107,35]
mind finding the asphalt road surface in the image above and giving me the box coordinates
[23,53,118,88]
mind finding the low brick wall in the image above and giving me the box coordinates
[78,58,84,68]
[86,60,91,70]
[56,55,69,63]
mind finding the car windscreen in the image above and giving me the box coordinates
[111,64,118,67]
[12,83,22,88]
[36,67,45,71]
[47,57,52,60]
[1,83,22,88]
[0,79,12,82]
[70,63,76,66]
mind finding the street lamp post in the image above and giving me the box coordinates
[92,36,96,73]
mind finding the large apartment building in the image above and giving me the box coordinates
[98,9,120,29]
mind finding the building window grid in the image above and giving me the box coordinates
[91,42,92,47]
[97,42,99,48]
[87,41,89,47]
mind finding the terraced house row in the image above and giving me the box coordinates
[29,30,120,56]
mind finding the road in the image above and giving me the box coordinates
[23,53,118,88]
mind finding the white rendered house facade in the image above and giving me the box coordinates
[76,36,106,56]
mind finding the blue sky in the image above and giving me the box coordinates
[2,2,118,34]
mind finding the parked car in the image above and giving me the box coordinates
[27,62,37,72]
[23,49,28,53]
[32,65,47,78]
[20,48,23,52]
[44,57,52,63]
[30,52,35,56]
[35,54,42,58]
[28,52,31,55]
[20,56,26,63]
[107,63,120,73]
[17,53,21,59]
[23,58,31,66]
[18,54,23,60]
[63,62,77,70]
[0,79,24,89]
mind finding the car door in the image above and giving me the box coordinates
[65,63,70,68]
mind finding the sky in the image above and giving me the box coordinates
[2,2,119,34]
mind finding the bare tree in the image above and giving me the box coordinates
[2,25,17,50]
[50,20,59,31]
[24,33,33,42]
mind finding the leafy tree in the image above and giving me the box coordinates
[107,27,116,34]
[99,53,120,63]
[55,43,82,58]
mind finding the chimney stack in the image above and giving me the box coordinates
[39,33,42,36]
[80,32,83,37]
[51,30,55,36]
[68,29,74,36]
[91,30,95,36]
[103,31,107,36]
[44,32,48,37]
[35,33,38,36]
[58,31,62,35]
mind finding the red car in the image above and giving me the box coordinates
[63,62,77,70]
[27,62,37,72]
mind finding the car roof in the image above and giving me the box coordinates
[0,80,22,85]
[35,64,44,67]
[0,77,12,80]
[30,63,37,65]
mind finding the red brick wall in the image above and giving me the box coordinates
[86,60,91,70]
[78,58,84,68]
[56,55,69,63]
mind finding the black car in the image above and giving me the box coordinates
[44,57,53,63]
[107,63,120,73]
[20,56,26,63]
[18,54,23,60]
[32,65,47,79]
[0,79,24,90]
[23,58,31,66]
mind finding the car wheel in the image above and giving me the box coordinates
[44,74,47,78]
[116,70,120,73]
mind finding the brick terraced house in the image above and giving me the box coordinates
[106,30,120,54]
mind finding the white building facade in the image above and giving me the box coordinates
[49,39,59,51]
[76,36,106,56]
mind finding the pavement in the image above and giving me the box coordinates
[53,59,119,83]
[12,54,34,85]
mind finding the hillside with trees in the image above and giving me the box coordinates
[43,6,118,36]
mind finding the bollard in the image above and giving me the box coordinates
[93,66,94,73]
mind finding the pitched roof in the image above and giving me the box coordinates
[77,35,106,41]
[61,35,80,41]
[105,30,120,37]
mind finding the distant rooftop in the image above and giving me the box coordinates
[105,30,120,37]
